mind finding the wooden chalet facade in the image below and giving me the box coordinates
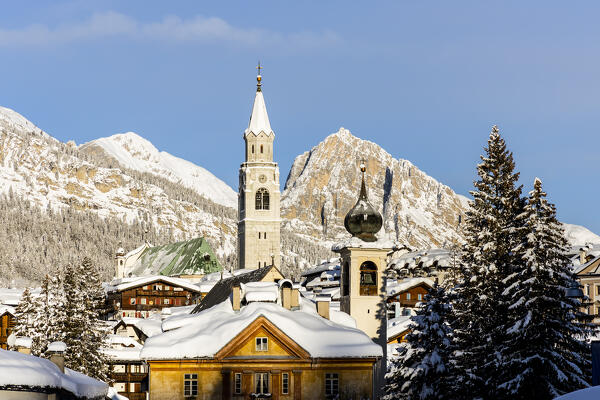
[110,360,148,400]
[386,281,432,308]
[0,306,15,350]
[107,276,202,319]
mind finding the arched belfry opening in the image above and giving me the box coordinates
[255,188,270,210]
[359,261,378,296]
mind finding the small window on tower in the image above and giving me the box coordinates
[252,144,255,154]
[359,261,378,296]
[260,144,264,153]
[255,188,270,210]
[259,232,261,239]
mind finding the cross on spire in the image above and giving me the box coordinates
[256,61,263,75]
[256,61,263,92]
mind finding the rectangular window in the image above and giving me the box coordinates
[264,232,267,239]
[113,364,126,373]
[597,285,600,296]
[142,285,149,290]
[174,287,183,292]
[255,373,269,394]
[406,293,411,300]
[113,382,126,392]
[234,373,242,394]
[184,373,198,397]
[325,373,339,396]
[175,298,182,306]
[141,298,147,305]
[255,337,268,351]
[417,294,422,301]
[155,298,161,305]
[164,298,170,305]
[282,372,289,394]
[130,298,136,305]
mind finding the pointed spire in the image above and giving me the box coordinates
[245,63,274,137]
[343,160,383,242]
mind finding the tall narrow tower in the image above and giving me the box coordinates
[237,67,281,270]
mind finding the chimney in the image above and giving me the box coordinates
[291,285,300,310]
[232,283,241,312]
[279,280,293,310]
[15,336,32,355]
[47,341,66,373]
[581,247,589,265]
[316,294,331,320]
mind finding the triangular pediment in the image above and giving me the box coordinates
[215,316,310,361]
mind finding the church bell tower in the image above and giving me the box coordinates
[237,65,281,270]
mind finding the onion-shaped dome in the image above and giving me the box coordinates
[343,162,383,242]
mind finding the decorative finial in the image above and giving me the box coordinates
[256,61,263,92]
[359,159,367,200]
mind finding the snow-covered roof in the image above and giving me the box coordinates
[0,304,15,316]
[141,298,382,360]
[245,88,274,137]
[14,336,32,348]
[388,316,413,339]
[133,315,163,338]
[389,248,452,270]
[242,282,279,303]
[0,349,108,399]
[47,341,67,352]
[301,258,340,277]
[387,277,434,296]
[332,236,399,252]
[102,335,142,361]
[555,386,600,400]
[107,275,202,293]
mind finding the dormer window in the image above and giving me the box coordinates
[255,337,268,351]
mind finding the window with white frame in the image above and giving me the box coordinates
[184,373,198,397]
[234,373,242,394]
[255,372,269,394]
[113,382,126,392]
[406,293,411,300]
[255,337,268,351]
[325,373,339,396]
[141,298,147,305]
[282,372,289,394]
[113,364,126,373]
[417,294,422,301]
[164,298,170,305]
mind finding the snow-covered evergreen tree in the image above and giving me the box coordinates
[385,283,453,400]
[63,258,109,382]
[451,126,526,398]
[30,275,54,356]
[497,178,593,398]
[12,287,36,343]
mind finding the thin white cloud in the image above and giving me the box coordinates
[0,11,341,49]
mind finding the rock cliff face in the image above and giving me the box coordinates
[282,128,470,249]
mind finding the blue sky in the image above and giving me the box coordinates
[0,1,599,234]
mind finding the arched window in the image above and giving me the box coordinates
[359,261,378,296]
[255,188,270,210]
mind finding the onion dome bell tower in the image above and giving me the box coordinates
[334,160,390,399]
[344,162,383,242]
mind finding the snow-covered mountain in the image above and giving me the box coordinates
[81,133,237,208]
[282,128,470,249]
[1,106,598,284]
[563,223,600,246]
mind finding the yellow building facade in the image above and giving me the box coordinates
[147,316,376,400]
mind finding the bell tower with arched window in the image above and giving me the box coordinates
[237,66,281,270]
[333,161,392,341]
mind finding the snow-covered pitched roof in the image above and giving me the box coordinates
[388,316,413,339]
[107,275,202,293]
[301,258,340,277]
[0,349,107,399]
[332,236,398,252]
[389,248,452,270]
[245,88,274,137]
[102,335,142,361]
[0,304,15,316]
[242,282,279,303]
[141,298,382,360]
[387,277,434,296]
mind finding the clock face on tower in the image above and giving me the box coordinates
[259,174,266,183]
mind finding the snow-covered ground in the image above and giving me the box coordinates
[555,386,600,400]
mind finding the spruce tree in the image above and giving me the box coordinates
[497,178,593,398]
[385,284,453,400]
[12,287,36,344]
[451,126,526,398]
[63,258,109,382]
[31,275,53,356]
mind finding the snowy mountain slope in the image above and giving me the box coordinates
[0,106,237,262]
[80,132,237,208]
[282,128,470,249]
[562,223,600,245]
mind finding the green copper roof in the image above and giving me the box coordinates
[129,237,222,276]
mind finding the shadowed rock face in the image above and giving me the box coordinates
[281,128,470,249]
